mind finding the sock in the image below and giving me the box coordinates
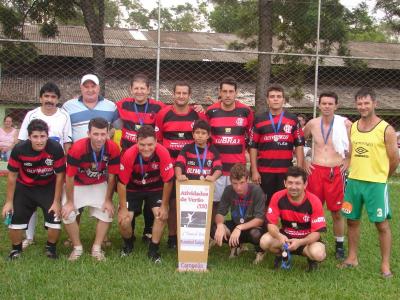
[335,236,344,249]
[149,241,160,254]
[123,236,134,248]
[168,235,177,242]
[46,241,57,254]
[12,243,22,252]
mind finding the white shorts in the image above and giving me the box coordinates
[213,175,231,202]
[62,182,113,224]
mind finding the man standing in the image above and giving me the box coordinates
[303,91,351,259]
[2,119,65,259]
[118,125,174,263]
[212,163,266,264]
[18,82,72,249]
[260,166,326,271]
[206,77,254,205]
[61,118,120,261]
[339,88,399,278]
[155,81,207,248]
[250,84,304,206]
[63,74,118,143]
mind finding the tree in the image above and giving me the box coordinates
[375,0,400,34]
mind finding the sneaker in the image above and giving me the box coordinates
[167,236,177,249]
[335,247,345,260]
[142,233,151,244]
[253,251,265,265]
[8,249,22,260]
[91,248,106,261]
[148,251,162,263]
[120,246,133,257]
[22,239,34,250]
[45,249,58,259]
[307,259,318,272]
[68,247,83,261]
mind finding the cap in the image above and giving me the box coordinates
[81,74,99,85]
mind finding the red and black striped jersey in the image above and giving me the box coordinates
[66,138,120,186]
[155,106,207,162]
[267,189,326,239]
[206,101,254,175]
[175,142,222,180]
[8,139,65,187]
[250,111,304,173]
[116,97,166,150]
[119,143,174,192]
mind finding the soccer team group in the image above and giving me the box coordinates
[1,73,398,277]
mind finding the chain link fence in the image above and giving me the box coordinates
[0,0,399,132]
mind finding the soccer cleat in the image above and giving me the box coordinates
[8,249,22,260]
[68,247,83,261]
[120,246,133,257]
[148,251,162,263]
[45,246,58,259]
[307,259,318,272]
[335,247,345,260]
[167,236,177,249]
[253,251,265,265]
[142,233,151,244]
[91,248,106,261]
[22,239,35,250]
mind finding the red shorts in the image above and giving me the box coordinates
[307,164,345,212]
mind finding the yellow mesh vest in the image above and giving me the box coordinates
[349,120,389,183]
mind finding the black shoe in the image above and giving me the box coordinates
[167,236,177,249]
[142,234,152,244]
[8,249,21,260]
[148,251,162,263]
[273,256,282,269]
[335,247,345,260]
[45,249,58,259]
[120,245,134,257]
[307,259,318,272]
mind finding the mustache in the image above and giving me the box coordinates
[44,102,55,106]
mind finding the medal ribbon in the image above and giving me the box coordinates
[320,118,334,145]
[194,144,208,176]
[92,146,104,172]
[281,242,292,269]
[269,111,284,136]
[138,154,146,181]
[237,185,252,223]
[134,101,149,126]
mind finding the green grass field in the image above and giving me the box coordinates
[0,177,399,299]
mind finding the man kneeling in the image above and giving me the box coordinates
[117,125,174,263]
[260,166,326,271]
[61,118,120,261]
[212,163,266,264]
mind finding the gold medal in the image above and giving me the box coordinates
[142,179,146,185]
[240,218,245,224]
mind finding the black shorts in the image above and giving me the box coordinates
[260,173,286,206]
[127,191,163,215]
[10,182,61,230]
[281,230,324,256]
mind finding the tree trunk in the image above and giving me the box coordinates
[255,0,273,113]
[79,0,106,95]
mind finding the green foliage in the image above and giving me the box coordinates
[376,0,400,33]
[39,19,59,37]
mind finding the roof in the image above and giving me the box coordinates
[1,25,399,69]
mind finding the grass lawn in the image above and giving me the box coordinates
[0,176,399,299]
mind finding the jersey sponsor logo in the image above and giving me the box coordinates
[341,201,352,214]
[178,133,185,138]
[26,167,53,175]
[225,128,231,134]
[23,162,33,167]
[165,163,173,171]
[291,222,298,229]
[215,136,241,145]
[125,131,137,142]
[354,146,369,158]
[151,163,159,170]
[187,160,195,166]
[85,169,102,178]
[169,142,185,150]
[283,124,292,133]
[187,167,210,175]
[262,134,289,142]
[311,216,325,224]
[236,118,244,126]
[45,158,53,166]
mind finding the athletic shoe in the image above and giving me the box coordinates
[68,247,83,261]
[22,239,34,250]
[307,259,318,272]
[167,236,177,249]
[253,251,265,265]
[335,247,345,260]
[8,249,22,260]
[148,251,162,263]
[45,246,58,259]
[120,246,133,257]
[91,248,106,261]
[142,234,151,244]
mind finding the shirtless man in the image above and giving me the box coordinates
[304,91,351,260]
